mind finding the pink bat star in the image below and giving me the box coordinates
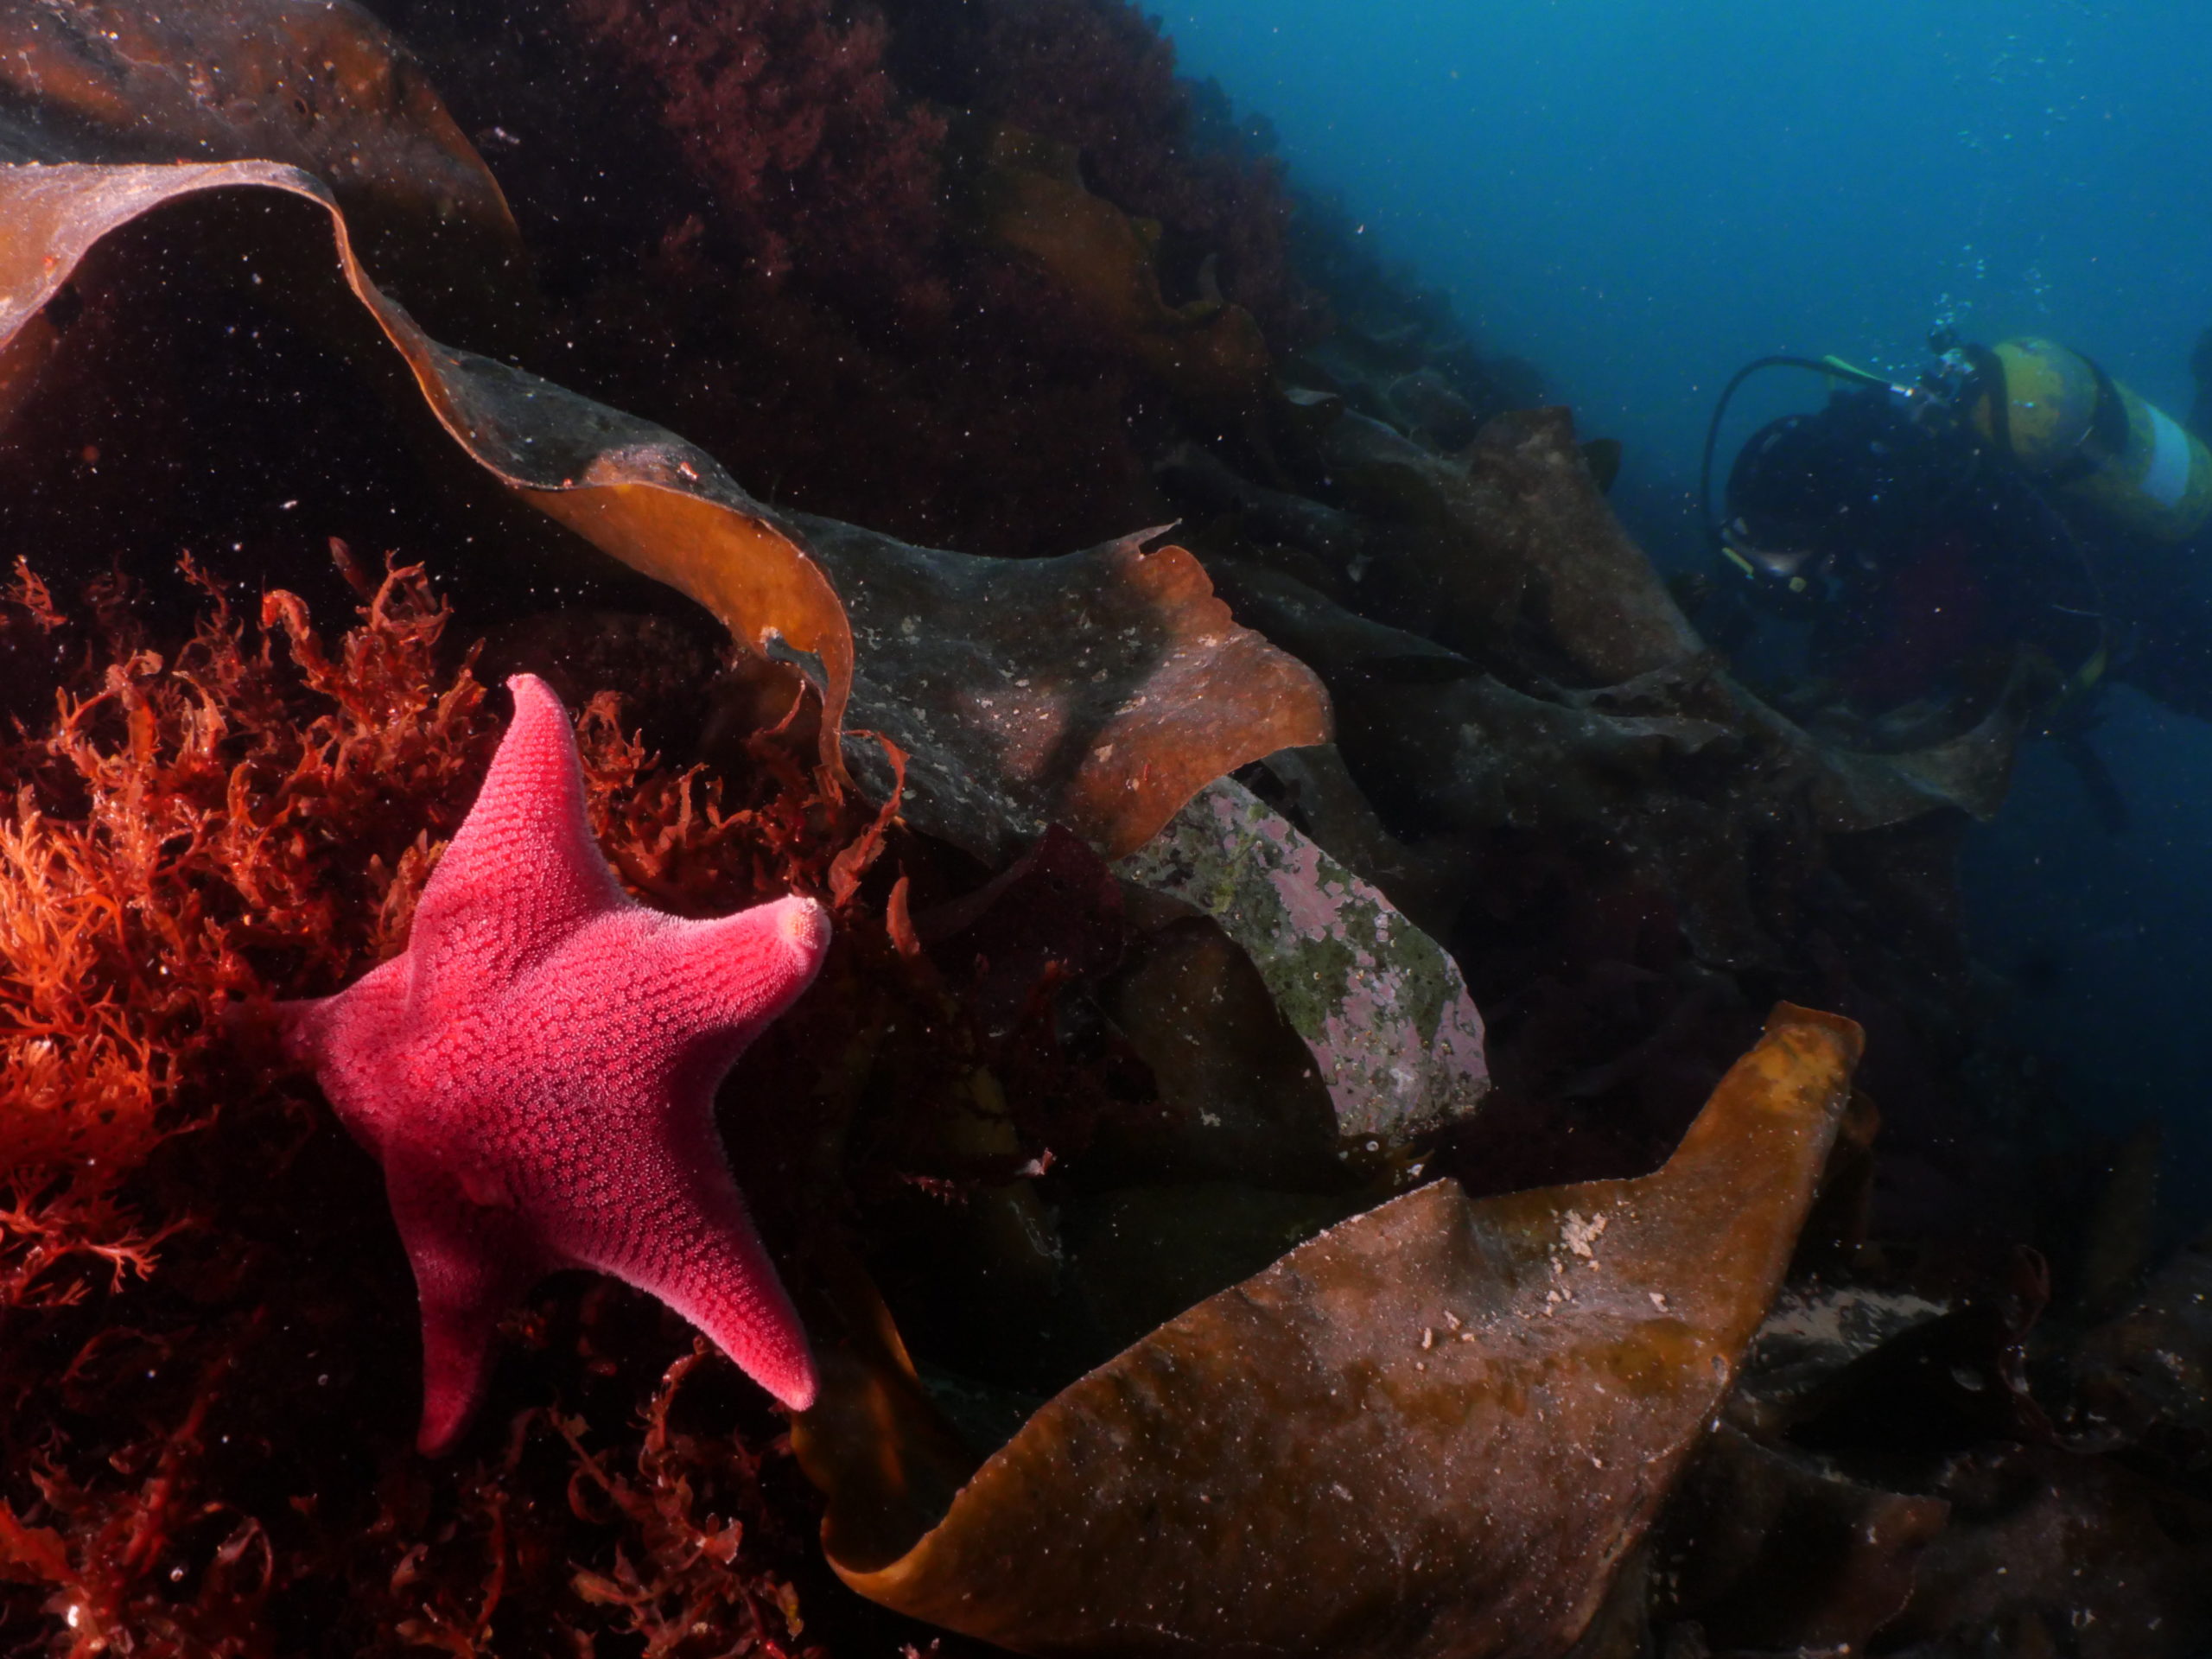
[281,673,830,1454]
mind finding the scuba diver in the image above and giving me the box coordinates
[1700,332,2212,779]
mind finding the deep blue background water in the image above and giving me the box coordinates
[1166,2,2212,1190]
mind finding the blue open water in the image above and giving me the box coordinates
[1170,0,2212,1196]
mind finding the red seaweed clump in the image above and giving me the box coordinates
[0,551,498,1319]
[885,0,1320,346]
[374,0,1321,554]
[567,0,950,316]
[0,550,1169,1651]
[0,556,856,1652]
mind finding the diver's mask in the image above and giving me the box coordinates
[1705,353,1980,609]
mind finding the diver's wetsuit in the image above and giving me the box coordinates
[1753,385,2212,725]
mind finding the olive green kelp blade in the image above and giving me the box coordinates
[798,1003,1862,1659]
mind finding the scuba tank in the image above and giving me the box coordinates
[1961,336,2212,544]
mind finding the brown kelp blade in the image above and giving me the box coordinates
[963,123,1273,415]
[0,159,860,753]
[1,0,1331,847]
[0,154,1329,846]
[0,0,525,344]
[800,516,1332,861]
[803,1004,1862,1659]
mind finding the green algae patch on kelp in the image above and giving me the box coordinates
[798,1003,1862,1659]
[1116,776,1485,1146]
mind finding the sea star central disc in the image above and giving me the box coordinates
[282,673,830,1454]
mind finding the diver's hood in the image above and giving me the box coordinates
[1723,388,1978,576]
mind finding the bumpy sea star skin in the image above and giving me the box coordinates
[280,674,832,1455]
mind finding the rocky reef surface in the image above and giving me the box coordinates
[0,3,2205,1656]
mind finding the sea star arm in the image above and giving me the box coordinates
[560,1142,820,1412]
[628,898,834,1085]
[406,674,626,983]
[278,951,411,1152]
[384,1155,554,1455]
[531,904,830,1411]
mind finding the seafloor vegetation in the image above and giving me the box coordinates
[2,2,2209,1656]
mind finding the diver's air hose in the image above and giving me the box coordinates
[1697,355,1897,548]
[1701,346,2117,705]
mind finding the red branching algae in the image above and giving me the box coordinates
[0,550,494,1318]
[0,550,1157,1651]
[553,1344,807,1652]
[569,0,950,313]
[0,553,893,1653]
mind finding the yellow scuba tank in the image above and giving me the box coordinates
[1969,336,2212,543]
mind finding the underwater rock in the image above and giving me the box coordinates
[2070,1229,2212,1465]
[2069,1121,2164,1319]
[963,122,1274,414]
[1201,555,1478,686]
[1304,403,1703,684]
[1384,366,1480,451]
[1579,436,1623,495]
[1115,777,1488,1147]
[1768,658,2042,831]
[1352,667,1737,835]
[1728,1281,1955,1442]
[1155,437,1378,579]
[1882,1445,2212,1659]
[1283,308,1529,443]
[798,1004,1862,1658]
[1183,392,2033,842]
[1286,575,2029,964]
[1346,664,1796,970]
[1780,1281,2053,1458]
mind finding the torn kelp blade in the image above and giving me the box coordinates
[801,1003,1861,1658]
[798,515,1332,862]
[0,158,860,756]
